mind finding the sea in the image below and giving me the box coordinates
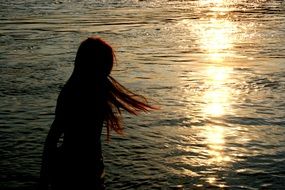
[1,0,285,189]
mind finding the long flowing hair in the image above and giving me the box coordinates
[72,37,154,138]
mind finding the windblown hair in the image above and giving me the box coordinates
[104,75,153,137]
[73,37,154,138]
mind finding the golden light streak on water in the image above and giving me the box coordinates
[201,125,231,164]
[202,66,232,117]
[196,18,238,62]
[199,0,225,5]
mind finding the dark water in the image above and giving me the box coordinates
[1,0,285,189]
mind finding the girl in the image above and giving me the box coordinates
[39,37,154,189]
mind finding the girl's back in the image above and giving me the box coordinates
[51,84,105,189]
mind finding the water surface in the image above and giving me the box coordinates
[1,0,285,189]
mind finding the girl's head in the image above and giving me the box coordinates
[70,36,155,139]
[74,37,115,80]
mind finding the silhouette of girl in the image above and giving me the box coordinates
[39,37,154,190]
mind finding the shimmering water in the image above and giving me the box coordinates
[1,0,285,189]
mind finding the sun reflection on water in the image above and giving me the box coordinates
[202,66,232,117]
[200,61,233,167]
[195,1,237,185]
[206,66,230,81]
[175,0,247,187]
[201,125,231,164]
[196,18,238,62]
[197,1,235,167]
[199,0,225,5]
